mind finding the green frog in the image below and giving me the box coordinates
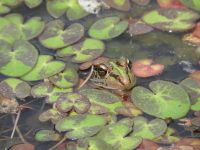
[90,57,136,90]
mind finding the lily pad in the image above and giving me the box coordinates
[142,8,199,32]
[88,16,128,40]
[79,89,124,115]
[39,20,84,49]
[131,80,190,119]
[39,108,64,123]
[31,82,72,103]
[102,0,130,11]
[0,78,31,98]
[0,0,22,15]
[180,0,200,11]
[49,66,79,88]
[131,116,167,140]
[0,17,21,44]
[35,130,61,142]
[180,78,200,110]
[5,13,44,40]
[57,38,105,63]
[55,92,90,113]
[24,0,43,8]
[55,114,106,139]
[46,0,89,20]
[21,55,65,81]
[93,119,142,150]
[0,40,38,77]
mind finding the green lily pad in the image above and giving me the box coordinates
[102,0,130,11]
[57,38,105,63]
[0,17,21,44]
[88,139,114,150]
[88,16,128,40]
[180,0,200,11]
[39,108,64,124]
[0,78,31,98]
[131,116,167,140]
[79,89,124,115]
[21,55,65,81]
[55,114,106,139]
[92,119,142,150]
[0,0,22,14]
[142,8,199,32]
[35,130,61,142]
[49,66,79,88]
[131,80,190,119]
[31,82,72,103]
[180,78,200,111]
[46,0,89,20]
[55,92,90,113]
[0,40,38,77]
[24,0,43,8]
[39,20,84,49]
[5,13,45,40]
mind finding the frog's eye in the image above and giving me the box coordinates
[97,64,108,76]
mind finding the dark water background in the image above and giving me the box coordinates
[0,0,200,149]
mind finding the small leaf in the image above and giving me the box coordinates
[102,0,130,11]
[35,130,61,142]
[24,0,43,8]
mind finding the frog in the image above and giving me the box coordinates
[89,57,136,91]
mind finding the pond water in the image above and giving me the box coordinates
[0,0,200,150]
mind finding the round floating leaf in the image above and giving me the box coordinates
[142,8,199,32]
[39,20,84,49]
[5,13,44,40]
[88,16,128,40]
[21,55,65,81]
[180,78,200,110]
[39,108,64,123]
[131,80,190,119]
[102,0,130,11]
[46,0,89,20]
[55,114,106,139]
[93,119,142,150]
[35,130,61,142]
[0,17,21,44]
[0,0,22,14]
[131,116,167,140]
[56,92,90,113]
[24,0,43,8]
[79,89,124,115]
[180,0,200,11]
[49,66,79,88]
[57,38,105,63]
[31,82,72,103]
[0,40,38,77]
[0,78,31,98]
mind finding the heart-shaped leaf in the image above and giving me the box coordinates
[131,116,167,140]
[46,0,89,20]
[142,8,199,32]
[131,80,190,119]
[79,88,124,115]
[0,40,38,77]
[180,78,200,110]
[39,20,84,49]
[5,13,45,40]
[57,38,105,63]
[35,130,61,142]
[49,66,79,88]
[102,0,130,11]
[21,55,65,81]
[24,0,43,8]
[31,82,72,103]
[0,78,31,98]
[55,92,90,113]
[88,16,128,40]
[55,114,106,139]
[92,118,142,150]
